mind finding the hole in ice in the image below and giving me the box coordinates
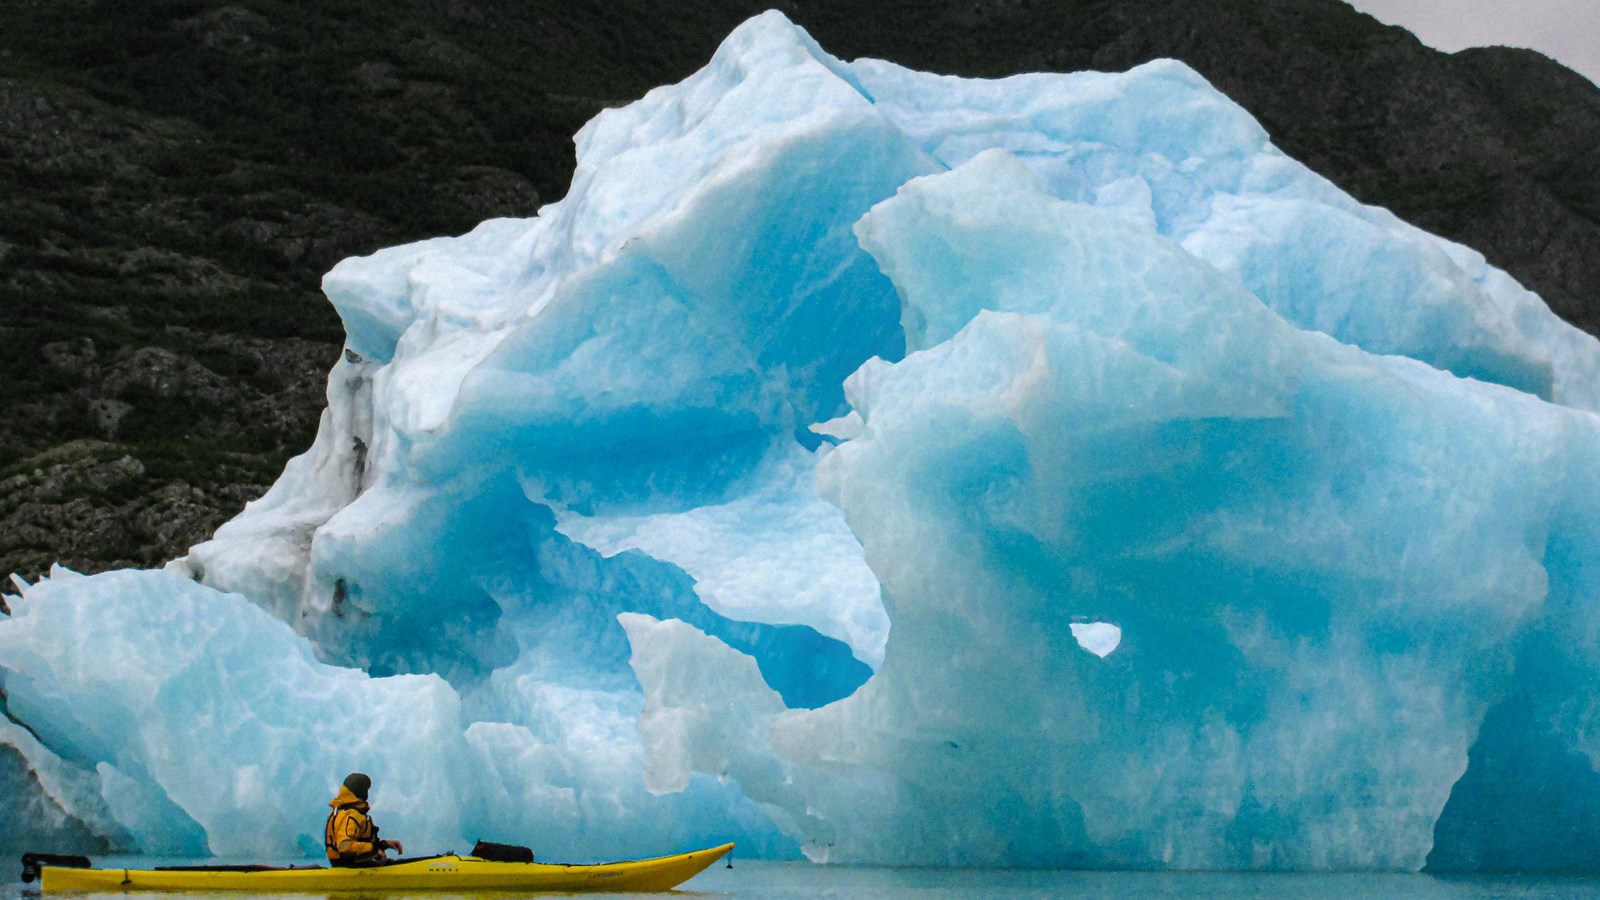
[1070,622,1121,658]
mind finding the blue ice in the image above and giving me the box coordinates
[6,10,1600,871]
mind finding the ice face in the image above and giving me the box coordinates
[0,568,472,858]
[676,153,1589,868]
[6,10,1600,871]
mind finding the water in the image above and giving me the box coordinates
[10,860,1600,899]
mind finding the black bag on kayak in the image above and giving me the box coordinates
[20,853,91,883]
[472,840,534,863]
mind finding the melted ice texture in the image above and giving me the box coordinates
[6,11,1600,871]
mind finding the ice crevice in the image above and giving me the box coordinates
[5,9,1600,871]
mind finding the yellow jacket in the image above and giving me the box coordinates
[324,785,381,863]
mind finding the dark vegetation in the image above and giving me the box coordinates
[2,0,1598,582]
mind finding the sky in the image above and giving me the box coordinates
[1345,0,1600,87]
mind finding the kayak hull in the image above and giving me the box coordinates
[39,843,734,892]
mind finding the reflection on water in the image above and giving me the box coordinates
[9,859,1600,899]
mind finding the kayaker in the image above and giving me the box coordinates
[324,772,404,866]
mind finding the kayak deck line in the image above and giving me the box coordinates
[31,843,735,893]
[151,854,451,872]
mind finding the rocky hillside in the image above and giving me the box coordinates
[2,0,1597,586]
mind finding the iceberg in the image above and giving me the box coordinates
[6,10,1600,871]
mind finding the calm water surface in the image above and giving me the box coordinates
[10,859,1600,899]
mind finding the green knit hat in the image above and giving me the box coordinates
[343,772,372,801]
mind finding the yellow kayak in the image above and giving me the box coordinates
[34,843,734,893]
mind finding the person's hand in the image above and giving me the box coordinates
[383,839,405,854]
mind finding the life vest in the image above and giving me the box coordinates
[324,785,381,865]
